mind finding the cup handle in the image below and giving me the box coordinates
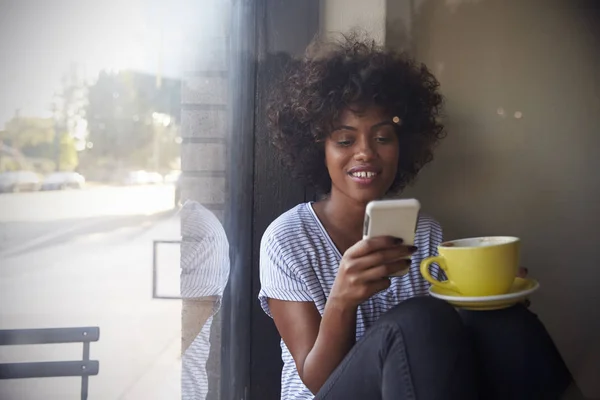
[420,256,459,292]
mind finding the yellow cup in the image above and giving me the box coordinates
[420,236,520,296]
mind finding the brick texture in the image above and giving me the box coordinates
[181,143,226,172]
[181,109,228,139]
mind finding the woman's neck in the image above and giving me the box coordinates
[322,197,365,233]
[314,191,369,252]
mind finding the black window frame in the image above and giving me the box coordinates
[221,1,320,399]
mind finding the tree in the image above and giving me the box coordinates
[85,70,181,171]
[59,132,78,171]
[1,116,54,150]
[0,116,78,172]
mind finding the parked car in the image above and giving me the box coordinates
[41,172,85,190]
[0,171,41,193]
[146,171,164,185]
[164,170,181,184]
[123,170,164,185]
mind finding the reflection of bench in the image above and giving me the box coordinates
[0,327,100,400]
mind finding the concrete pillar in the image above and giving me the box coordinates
[180,1,231,398]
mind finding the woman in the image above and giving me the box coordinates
[258,35,578,400]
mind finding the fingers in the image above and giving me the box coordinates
[348,245,417,271]
[369,277,392,294]
[518,267,530,307]
[517,266,528,278]
[361,260,411,281]
[338,237,417,302]
[346,236,402,258]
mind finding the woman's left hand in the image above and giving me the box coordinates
[517,266,528,278]
[517,266,531,307]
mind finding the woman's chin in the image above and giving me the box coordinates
[330,184,389,205]
[350,190,386,205]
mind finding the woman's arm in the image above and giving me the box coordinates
[268,236,415,394]
[268,298,357,394]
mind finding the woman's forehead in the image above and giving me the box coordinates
[337,105,389,124]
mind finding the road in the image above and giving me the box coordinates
[0,185,184,399]
[0,185,178,255]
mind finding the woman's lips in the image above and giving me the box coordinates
[348,170,379,185]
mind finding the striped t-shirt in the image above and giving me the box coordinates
[180,201,230,400]
[258,202,443,400]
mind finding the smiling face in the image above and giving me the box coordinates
[324,106,400,205]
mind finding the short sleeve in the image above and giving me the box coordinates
[180,238,230,298]
[179,201,230,299]
[258,228,313,318]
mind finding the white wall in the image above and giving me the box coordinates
[320,0,386,44]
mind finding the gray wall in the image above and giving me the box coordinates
[387,0,600,396]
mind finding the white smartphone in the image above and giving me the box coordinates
[363,198,421,276]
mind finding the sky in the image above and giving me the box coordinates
[0,0,219,127]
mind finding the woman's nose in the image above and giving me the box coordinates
[353,137,376,161]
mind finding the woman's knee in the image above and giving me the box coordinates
[387,295,455,316]
[379,295,462,332]
[458,303,542,335]
[373,296,473,365]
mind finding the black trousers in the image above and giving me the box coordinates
[315,296,582,400]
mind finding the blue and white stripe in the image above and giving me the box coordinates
[180,201,230,400]
[258,202,443,400]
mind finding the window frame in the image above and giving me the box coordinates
[220,0,319,399]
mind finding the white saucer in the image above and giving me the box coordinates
[429,278,540,311]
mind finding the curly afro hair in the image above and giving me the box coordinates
[266,34,446,195]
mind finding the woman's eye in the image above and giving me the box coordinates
[337,139,353,147]
[375,136,392,143]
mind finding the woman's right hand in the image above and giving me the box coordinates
[329,236,417,308]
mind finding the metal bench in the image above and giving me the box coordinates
[0,327,100,400]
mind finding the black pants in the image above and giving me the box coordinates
[315,296,582,400]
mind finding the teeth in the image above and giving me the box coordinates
[351,171,376,178]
